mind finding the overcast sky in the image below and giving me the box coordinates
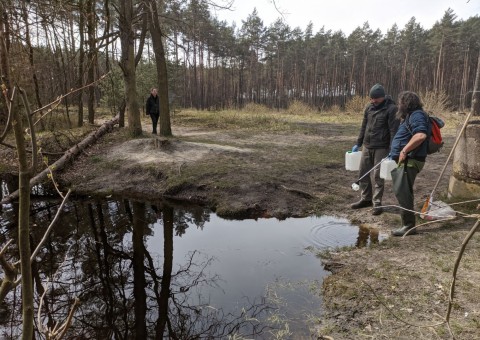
[213,0,480,34]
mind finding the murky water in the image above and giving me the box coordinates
[0,181,385,338]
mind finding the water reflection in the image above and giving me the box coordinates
[356,225,379,248]
[0,198,278,338]
[0,194,378,338]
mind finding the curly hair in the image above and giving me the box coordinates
[397,91,423,119]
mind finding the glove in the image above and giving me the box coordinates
[352,145,359,152]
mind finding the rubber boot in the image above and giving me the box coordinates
[372,203,383,215]
[393,200,417,236]
[351,200,373,209]
[392,225,417,237]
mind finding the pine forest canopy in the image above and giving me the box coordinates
[1,1,479,116]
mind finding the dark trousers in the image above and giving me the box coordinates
[150,113,159,134]
[391,163,421,227]
[358,147,389,205]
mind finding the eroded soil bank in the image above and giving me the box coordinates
[2,111,480,339]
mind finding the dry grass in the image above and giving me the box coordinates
[345,95,369,114]
[284,100,316,115]
[241,102,270,113]
[420,90,452,114]
[172,107,363,134]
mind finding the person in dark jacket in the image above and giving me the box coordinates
[146,88,160,134]
[351,84,400,215]
[389,91,429,236]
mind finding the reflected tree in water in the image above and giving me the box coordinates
[0,198,272,338]
[132,201,147,338]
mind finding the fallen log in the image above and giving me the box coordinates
[1,115,119,206]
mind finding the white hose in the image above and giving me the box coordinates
[354,156,389,183]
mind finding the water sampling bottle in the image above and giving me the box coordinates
[345,151,361,171]
[380,159,397,181]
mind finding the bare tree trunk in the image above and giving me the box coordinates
[146,0,172,136]
[87,0,96,124]
[460,47,469,111]
[21,2,42,111]
[15,116,34,340]
[132,202,147,338]
[434,36,444,93]
[119,0,142,136]
[193,38,199,109]
[77,0,85,127]
[155,204,174,338]
[401,47,409,90]
[0,10,34,337]
[472,52,480,116]
[362,51,367,97]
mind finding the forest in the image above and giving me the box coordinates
[1,1,479,128]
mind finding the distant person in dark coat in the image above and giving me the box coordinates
[351,84,400,215]
[146,88,160,134]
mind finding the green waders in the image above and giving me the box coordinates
[391,159,425,231]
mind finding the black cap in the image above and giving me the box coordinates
[369,84,385,99]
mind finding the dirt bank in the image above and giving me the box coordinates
[3,110,480,339]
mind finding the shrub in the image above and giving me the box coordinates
[345,95,368,114]
[242,102,270,113]
[285,100,315,115]
[420,90,452,114]
[328,105,343,115]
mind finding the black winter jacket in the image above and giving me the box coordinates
[356,96,399,149]
[146,94,160,116]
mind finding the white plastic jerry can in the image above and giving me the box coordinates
[380,159,397,180]
[345,151,361,171]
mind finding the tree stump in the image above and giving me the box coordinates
[153,137,170,149]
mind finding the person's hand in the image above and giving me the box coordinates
[352,145,359,152]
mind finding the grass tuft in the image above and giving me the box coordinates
[285,100,316,115]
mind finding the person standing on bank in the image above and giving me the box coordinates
[146,88,160,134]
[351,84,399,215]
[389,91,429,236]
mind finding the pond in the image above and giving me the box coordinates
[0,182,384,338]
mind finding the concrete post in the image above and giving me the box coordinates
[448,121,480,198]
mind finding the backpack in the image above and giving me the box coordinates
[407,111,445,155]
[427,115,444,154]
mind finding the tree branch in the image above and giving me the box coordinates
[0,239,18,303]
[31,73,109,123]
[30,189,71,261]
[446,219,480,327]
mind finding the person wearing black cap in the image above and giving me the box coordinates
[351,84,400,215]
